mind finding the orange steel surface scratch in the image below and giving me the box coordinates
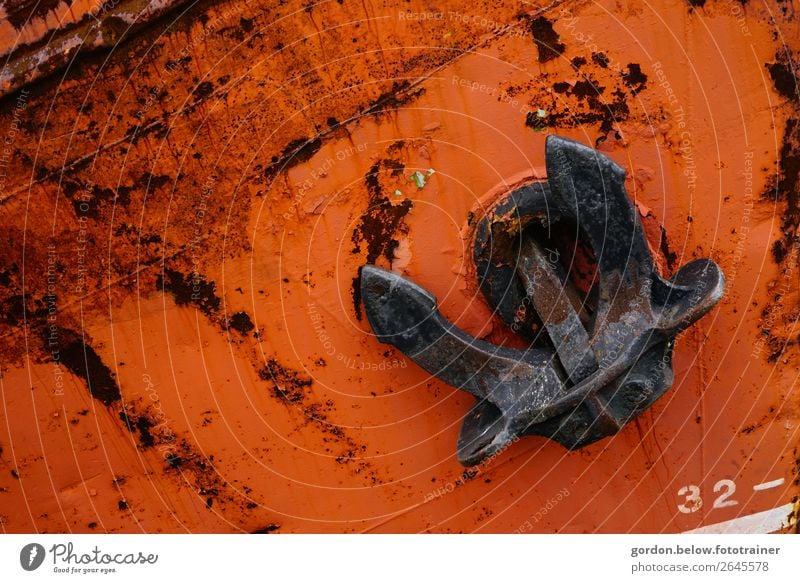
[0,0,798,533]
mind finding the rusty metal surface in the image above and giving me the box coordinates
[0,0,798,533]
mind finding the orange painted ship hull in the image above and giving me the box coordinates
[0,0,798,533]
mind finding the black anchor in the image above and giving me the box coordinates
[361,135,724,466]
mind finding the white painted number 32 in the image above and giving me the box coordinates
[677,479,738,514]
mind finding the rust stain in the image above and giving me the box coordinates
[351,158,413,319]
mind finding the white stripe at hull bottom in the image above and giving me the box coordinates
[684,504,795,534]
